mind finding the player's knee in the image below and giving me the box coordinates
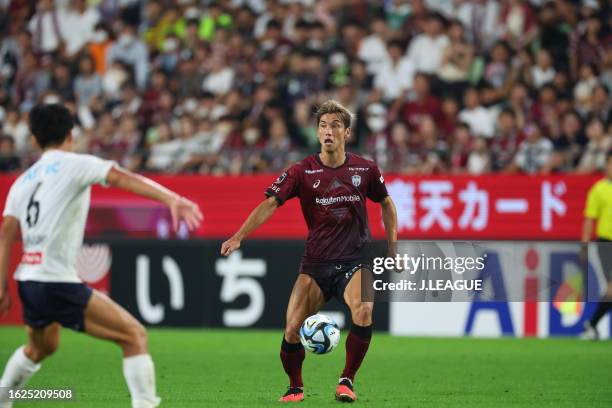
[124,322,148,353]
[351,302,373,325]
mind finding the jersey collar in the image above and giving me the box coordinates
[316,152,349,170]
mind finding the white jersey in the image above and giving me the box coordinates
[3,150,115,283]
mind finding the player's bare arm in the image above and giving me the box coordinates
[0,216,19,315]
[106,166,203,231]
[380,196,398,257]
[221,196,278,256]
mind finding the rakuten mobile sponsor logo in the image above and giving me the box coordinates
[315,195,361,205]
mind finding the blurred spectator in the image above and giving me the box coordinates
[49,63,73,102]
[450,122,473,174]
[569,8,608,79]
[106,25,149,89]
[530,49,556,88]
[203,56,235,96]
[0,135,20,172]
[63,0,101,57]
[591,84,611,124]
[12,52,50,109]
[490,108,524,171]
[511,123,553,174]
[74,56,102,108]
[374,40,414,103]
[358,16,389,74]
[88,23,112,75]
[484,41,513,90]
[2,109,30,153]
[542,110,585,173]
[260,118,291,171]
[437,19,473,99]
[406,12,449,74]
[453,0,500,50]
[467,137,491,175]
[439,96,459,141]
[364,102,390,169]
[28,0,68,55]
[400,73,442,131]
[458,88,496,138]
[537,2,569,71]
[577,117,612,174]
[498,0,538,50]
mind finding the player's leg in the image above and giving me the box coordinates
[583,282,612,340]
[583,241,612,340]
[83,290,160,408]
[279,273,325,402]
[0,324,60,408]
[337,268,374,402]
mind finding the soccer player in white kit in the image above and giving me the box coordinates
[0,104,203,408]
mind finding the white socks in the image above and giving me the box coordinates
[0,348,159,408]
[123,354,161,408]
[0,346,41,408]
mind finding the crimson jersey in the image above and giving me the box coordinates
[265,153,388,263]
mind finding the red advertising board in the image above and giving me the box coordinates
[0,173,600,327]
[0,174,599,240]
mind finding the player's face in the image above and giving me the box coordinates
[317,113,350,153]
[606,156,612,179]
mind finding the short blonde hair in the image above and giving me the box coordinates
[316,100,353,129]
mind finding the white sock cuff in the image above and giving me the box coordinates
[16,346,41,374]
[123,354,153,367]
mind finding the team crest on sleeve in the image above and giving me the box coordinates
[275,172,287,184]
[352,174,361,187]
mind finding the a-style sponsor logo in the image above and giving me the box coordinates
[349,167,369,171]
[305,169,324,174]
[352,175,362,187]
[379,175,384,183]
[315,195,361,206]
[21,252,43,265]
[313,179,320,188]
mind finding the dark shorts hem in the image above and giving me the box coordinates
[18,281,93,332]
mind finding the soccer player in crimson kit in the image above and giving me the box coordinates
[221,100,398,403]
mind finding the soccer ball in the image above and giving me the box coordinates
[299,314,341,354]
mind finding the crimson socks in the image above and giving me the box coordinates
[340,323,373,381]
[280,337,305,388]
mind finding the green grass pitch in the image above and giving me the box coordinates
[0,327,610,407]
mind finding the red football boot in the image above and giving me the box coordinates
[278,387,304,403]
[335,378,356,402]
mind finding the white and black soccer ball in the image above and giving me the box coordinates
[299,314,340,354]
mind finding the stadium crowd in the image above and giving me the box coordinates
[0,0,610,175]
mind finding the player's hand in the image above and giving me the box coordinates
[169,196,203,231]
[221,236,241,256]
[0,286,11,316]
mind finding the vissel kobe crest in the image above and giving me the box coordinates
[351,174,361,187]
